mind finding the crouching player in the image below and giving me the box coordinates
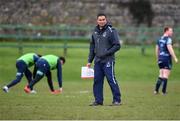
[24,55,65,94]
[2,53,41,93]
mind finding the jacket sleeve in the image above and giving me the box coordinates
[88,35,95,63]
[106,28,121,56]
[57,60,62,88]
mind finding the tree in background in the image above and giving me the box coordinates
[129,0,154,27]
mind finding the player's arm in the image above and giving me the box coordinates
[105,29,120,56]
[57,60,62,91]
[167,44,178,63]
[46,71,55,92]
[87,35,95,67]
[155,45,159,61]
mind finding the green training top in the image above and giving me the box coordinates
[17,53,36,67]
[41,55,59,70]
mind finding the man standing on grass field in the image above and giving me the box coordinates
[2,53,41,93]
[87,13,121,106]
[24,54,65,94]
[154,27,178,95]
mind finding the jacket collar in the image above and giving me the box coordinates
[95,22,112,33]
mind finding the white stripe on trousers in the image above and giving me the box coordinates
[111,62,116,84]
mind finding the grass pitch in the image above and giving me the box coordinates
[0,42,180,120]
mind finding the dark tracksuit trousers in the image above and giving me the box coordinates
[94,61,121,104]
[7,60,32,88]
[28,59,54,91]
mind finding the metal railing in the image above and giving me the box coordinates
[0,24,92,56]
[0,24,180,55]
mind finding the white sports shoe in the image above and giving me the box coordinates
[30,90,37,94]
[3,86,9,93]
[154,91,158,95]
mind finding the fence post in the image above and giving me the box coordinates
[63,26,70,57]
[141,37,146,55]
[16,28,23,55]
[138,27,146,55]
[63,39,67,57]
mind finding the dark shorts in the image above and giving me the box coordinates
[158,59,172,70]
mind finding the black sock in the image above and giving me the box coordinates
[162,78,168,94]
[155,77,163,92]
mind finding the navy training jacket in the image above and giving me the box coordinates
[88,23,121,63]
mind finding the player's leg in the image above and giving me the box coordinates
[28,70,44,90]
[154,69,163,94]
[24,69,32,84]
[3,71,24,93]
[90,62,104,106]
[154,59,165,94]
[26,60,47,91]
[3,61,26,92]
[104,61,121,105]
[25,59,51,93]
[161,69,170,94]
[161,59,172,94]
